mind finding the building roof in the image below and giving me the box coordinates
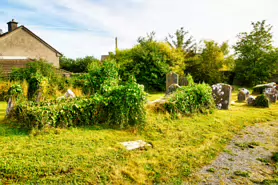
[0,25,62,56]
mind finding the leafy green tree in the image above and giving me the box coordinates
[113,33,184,91]
[233,20,278,86]
[185,41,233,84]
[60,56,99,73]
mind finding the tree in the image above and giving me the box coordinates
[166,27,195,55]
[112,33,184,91]
[185,41,233,84]
[233,20,278,86]
[60,56,99,73]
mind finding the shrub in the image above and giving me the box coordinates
[10,79,146,129]
[8,84,23,99]
[187,74,194,86]
[164,84,215,116]
[0,81,28,101]
[72,60,118,95]
[253,94,269,108]
[112,40,185,91]
[105,78,146,127]
[10,60,69,94]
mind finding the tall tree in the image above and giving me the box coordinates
[233,20,278,86]
[166,27,195,55]
[185,41,233,84]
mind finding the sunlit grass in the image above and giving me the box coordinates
[147,92,165,101]
[0,92,278,184]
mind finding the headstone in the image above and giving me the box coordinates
[247,96,256,106]
[101,55,109,62]
[6,97,14,116]
[264,88,277,103]
[237,88,250,102]
[36,90,42,103]
[212,83,232,110]
[253,83,276,94]
[65,89,76,99]
[166,84,180,95]
[179,76,188,86]
[166,72,178,92]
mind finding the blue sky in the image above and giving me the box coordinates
[0,0,277,59]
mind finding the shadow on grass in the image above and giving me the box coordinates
[79,124,135,132]
[0,121,29,137]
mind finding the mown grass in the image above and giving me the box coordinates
[0,93,278,184]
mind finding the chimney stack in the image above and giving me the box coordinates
[7,19,18,32]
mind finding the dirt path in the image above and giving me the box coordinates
[193,121,278,184]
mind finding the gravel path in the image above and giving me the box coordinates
[193,121,278,184]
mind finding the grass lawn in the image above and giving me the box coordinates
[147,92,164,102]
[0,93,278,184]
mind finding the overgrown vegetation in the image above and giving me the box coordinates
[254,94,270,108]
[10,60,69,93]
[164,84,215,116]
[8,59,147,129]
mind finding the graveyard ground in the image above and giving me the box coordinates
[0,91,278,184]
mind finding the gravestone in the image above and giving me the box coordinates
[212,83,232,110]
[65,89,76,99]
[237,88,250,102]
[6,97,14,116]
[36,90,42,103]
[166,84,181,95]
[166,72,178,93]
[247,96,256,106]
[179,76,188,86]
[264,88,277,103]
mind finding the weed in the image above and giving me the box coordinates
[235,142,260,149]
[257,158,270,165]
[234,170,250,177]
[207,168,216,173]
[272,153,278,162]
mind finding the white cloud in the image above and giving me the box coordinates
[2,0,278,58]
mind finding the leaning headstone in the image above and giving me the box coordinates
[264,88,277,103]
[6,97,14,116]
[212,83,232,110]
[247,96,256,106]
[166,84,180,95]
[237,88,250,102]
[166,72,178,92]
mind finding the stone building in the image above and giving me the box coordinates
[0,19,62,74]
